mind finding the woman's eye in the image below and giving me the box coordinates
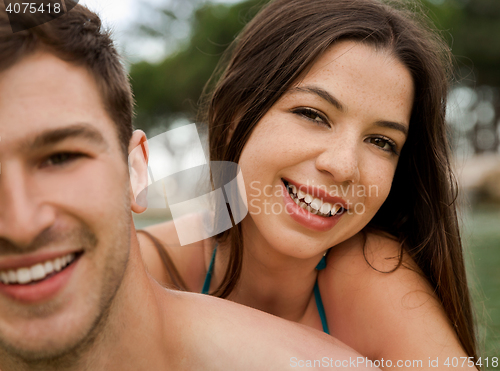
[292,108,329,126]
[367,137,399,154]
[42,152,84,168]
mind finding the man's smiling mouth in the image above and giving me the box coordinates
[0,252,82,286]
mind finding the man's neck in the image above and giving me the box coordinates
[86,245,174,370]
[0,233,175,371]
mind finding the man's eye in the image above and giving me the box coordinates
[42,152,84,167]
[292,108,329,127]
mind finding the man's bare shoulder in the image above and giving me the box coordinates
[154,284,379,370]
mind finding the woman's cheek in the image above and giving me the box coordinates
[249,198,262,216]
[364,168,394,209]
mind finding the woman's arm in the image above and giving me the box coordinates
[320,232,473,370]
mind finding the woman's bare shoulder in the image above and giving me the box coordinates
[138,216,211,292]
[324,231,408,274]
[320,231,466,366]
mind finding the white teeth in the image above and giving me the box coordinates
[44,261,54,275]
[295,198,335,217]
[331,204,341,215]
[320,202,332,215]
[297,189,306,200]
[54,258,62,272]
[17,268,31,284]
[0,252,77,286]
[30,264,46,281]
[7,270,17,283]
[285,181,345,217]
[310,198,322,211]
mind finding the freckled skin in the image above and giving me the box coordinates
[238,41,414,260]
[142,41,415,322]
[141,41,469,371]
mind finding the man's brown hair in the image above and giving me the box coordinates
[0,0,133,156]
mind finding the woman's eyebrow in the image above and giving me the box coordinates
[287,85,346,112]
[375,120,409,137]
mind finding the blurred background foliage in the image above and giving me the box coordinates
[129,0,264,133]
[127,0,500,358]
[129,0,500,150]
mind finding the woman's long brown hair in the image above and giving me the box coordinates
[198,0,478,362]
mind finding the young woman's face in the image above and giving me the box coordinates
[238,40,414,258]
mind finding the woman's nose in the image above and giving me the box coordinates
[314,139,361,184]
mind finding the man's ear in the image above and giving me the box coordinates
[128,130,149,214]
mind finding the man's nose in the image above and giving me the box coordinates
[314,137,361,185]
[0,164,56,249]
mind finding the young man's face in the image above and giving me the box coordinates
[0,51,132,361]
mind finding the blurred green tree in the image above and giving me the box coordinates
[422,0,500,154]
[130,0,266,133]
[130,0,499,145]
[422,0,500,86]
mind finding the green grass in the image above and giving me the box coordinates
[462,207,500,367]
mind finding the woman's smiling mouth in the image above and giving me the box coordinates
[280,178,347,232]
[283,179,346,217]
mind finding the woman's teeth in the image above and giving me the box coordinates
[0,253,76,285]
[285,182,341,217]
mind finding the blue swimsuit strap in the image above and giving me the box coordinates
[202,247,330,335]
[201,244,217,295]
[314,255,330,335]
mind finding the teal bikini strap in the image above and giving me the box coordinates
[201,246,217,295]
[314,254,330,334]
[202,248,330,335]
[315,255,327,270]
[314,280,330,334]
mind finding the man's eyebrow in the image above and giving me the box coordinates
[22,124,108,150]
[287,85,346,113]
[375,120,409,137]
